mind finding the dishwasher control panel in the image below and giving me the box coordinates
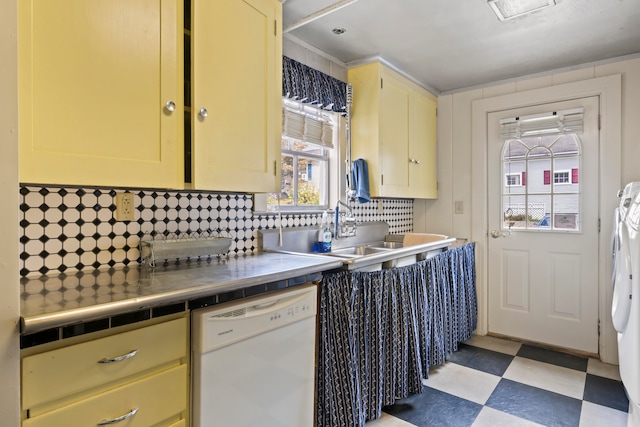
[192,284,317,353]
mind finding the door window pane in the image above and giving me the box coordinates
[502,134,581,231]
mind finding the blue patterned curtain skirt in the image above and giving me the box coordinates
[316,243,477,427]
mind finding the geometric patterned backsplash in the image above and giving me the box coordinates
[19,185,414,278]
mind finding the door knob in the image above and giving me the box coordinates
[199,107,208,119]
[491,230,506,238]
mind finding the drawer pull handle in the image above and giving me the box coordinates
[97,349,138,364]
[97,407,139,425]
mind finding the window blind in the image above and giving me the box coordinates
[282,100,334,149]
[500,107,584,139]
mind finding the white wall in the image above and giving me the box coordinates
[416,56,640,363]
[416,56,640,238]
[0,0,22,425]
[283,35,348,83]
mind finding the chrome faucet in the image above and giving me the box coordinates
[335,200,357,238]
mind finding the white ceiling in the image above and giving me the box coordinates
[283,0,640,93]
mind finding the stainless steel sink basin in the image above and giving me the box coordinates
[258,224,456,271]
[328,245,392,257]
[367,241,403,249]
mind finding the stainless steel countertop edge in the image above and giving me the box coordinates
[21,256,344,335]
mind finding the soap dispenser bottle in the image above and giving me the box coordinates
[318,211,332,253]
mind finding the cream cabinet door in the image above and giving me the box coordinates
[349,61,437,199]
[379,72,411,197]
[18,0,183,189]
[192,0,281,192]
[410,90,438,198]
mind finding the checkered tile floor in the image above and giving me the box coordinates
[366,335,628,427]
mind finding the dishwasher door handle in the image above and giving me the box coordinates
[252,300,279,310]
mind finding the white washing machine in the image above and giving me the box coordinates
[613,182,640,426]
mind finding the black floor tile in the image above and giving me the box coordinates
[517,344,588,372]
[486,378,582,427]
[445,343,514,376]
[583,373,629,412]
[384,386,482,427]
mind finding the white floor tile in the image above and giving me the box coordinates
[579,401,628,427]
[471,406,546,427]
[424,362,501,405]
[366,412,417,427]
[587,357,622,381]
[503,356,586,399]
[464,334,522,356]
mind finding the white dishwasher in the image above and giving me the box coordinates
[191,283,317,427]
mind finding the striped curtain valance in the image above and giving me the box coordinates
[282,56,348,114]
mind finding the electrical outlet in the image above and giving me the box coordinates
[377,199,384,214]
[115,192,135,221]
[454,201,464,214]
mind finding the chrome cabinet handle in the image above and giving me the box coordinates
[164,100,176,113]
[409,158,421,164]
[199,107,208,118]
[97,349,138,364]
[97,408,139,425]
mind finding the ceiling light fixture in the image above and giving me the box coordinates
[488,0,556,21]
[332,27,346,35]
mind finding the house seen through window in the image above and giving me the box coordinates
[502,133,581,231]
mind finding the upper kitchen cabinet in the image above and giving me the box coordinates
[18,0,183,189]
[348,62,437,199]
[189,0,282,193]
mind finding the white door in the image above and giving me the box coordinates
[487,97,600,354]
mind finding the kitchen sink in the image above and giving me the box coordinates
[367,241,403,249]
[258,223,456,271]
[327,244,392,257]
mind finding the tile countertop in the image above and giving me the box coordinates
[20,252,344,335]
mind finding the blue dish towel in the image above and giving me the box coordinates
[351,158,370,203]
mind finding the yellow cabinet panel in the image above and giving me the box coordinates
[22,317,187,414]
[380,74,411,194]
[191,0,281,192]
[411,92,438,198]
[18,0,183,188]
[348,62,438,199]
[23,365,187,427]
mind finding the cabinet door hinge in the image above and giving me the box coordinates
[598,114,601,130]
[381,174,384,185]
[598,217,601,232]
[273,160,277,176]
[274,20,277,36]
[380,78,383,90]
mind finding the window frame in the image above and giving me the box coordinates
[505,173,521,187]
[553,170,571,185]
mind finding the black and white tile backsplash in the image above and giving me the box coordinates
[19,185,414,277]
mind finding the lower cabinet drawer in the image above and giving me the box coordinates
[22,317,187,411]
[23,364,187,427]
